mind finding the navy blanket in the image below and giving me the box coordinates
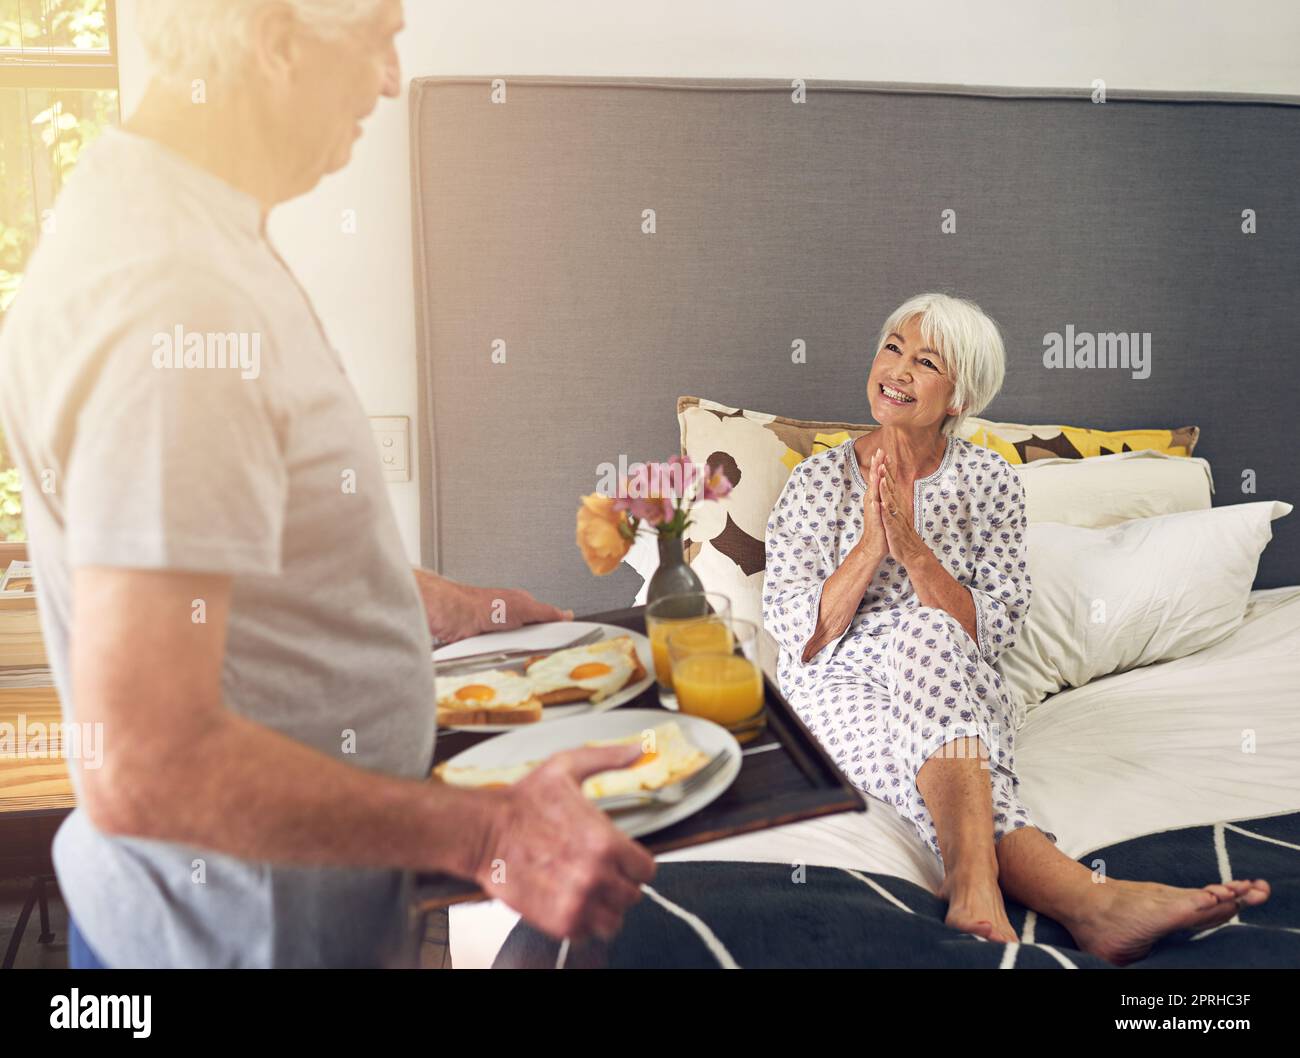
[495,811,1300,968]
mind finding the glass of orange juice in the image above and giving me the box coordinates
[667,617,766,743]
[644,592,731,708]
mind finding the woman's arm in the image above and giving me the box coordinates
[800,541,885,663]
[963,467,1032,665]
[764,451,890,666]
[800,447,895,661]
[875,452,976,642]
[880,455,1029,664]
[899,545,978,644]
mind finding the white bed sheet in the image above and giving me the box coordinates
[448,586,1300,969]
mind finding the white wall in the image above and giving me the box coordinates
[114,0,1300,565]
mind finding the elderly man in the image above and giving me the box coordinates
[0,0,653,968]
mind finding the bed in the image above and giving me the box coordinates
[450,584,1300,968]
[408,75,1300,967]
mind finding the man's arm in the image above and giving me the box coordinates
[75,566,490,874]
[73,566,653,940]
[412,566,573,643]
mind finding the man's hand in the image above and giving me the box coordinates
[470,744,657,942]
[413,568,573,644]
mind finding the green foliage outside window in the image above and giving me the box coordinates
[1,0,118,539]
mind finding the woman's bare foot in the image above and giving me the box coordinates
[1063,877,1271,965]
[940,867,1018,944]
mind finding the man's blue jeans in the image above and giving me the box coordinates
[68,914,110,969]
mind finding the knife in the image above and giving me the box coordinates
[434,628,605,675]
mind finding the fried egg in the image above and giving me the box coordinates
[580,722,709,799]
[433,722,710,801]
[525,637,638,702]
[434,759,537,789]
[436,668,539,712]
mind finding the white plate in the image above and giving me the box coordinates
[437,709,742,839]
[433,621,655,732]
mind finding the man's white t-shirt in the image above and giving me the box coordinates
[0,127,438,967]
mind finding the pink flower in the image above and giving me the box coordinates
[644,458,683,500]
[600,454,731,537]
[627,496,675,524]
[613,463,676,525]
[702,463,734,501]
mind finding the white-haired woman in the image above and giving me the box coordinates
[762,293,1269,963]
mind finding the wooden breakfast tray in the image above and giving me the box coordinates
[413,604,866,910]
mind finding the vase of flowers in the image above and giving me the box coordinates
[576,454,732,606]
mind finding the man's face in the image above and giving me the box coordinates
[276,0,404,190]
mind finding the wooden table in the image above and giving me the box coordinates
[0,687,75,876]
[0,688,74,806]
[0,687,72,966]
[412,604,865,913]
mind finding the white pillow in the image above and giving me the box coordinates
[1000,500,1293,715]
[1015,449,1214,528]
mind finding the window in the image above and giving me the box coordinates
[0,0,119,538]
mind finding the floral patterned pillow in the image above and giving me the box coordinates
[962,418,1199,465]
[674,397,877,629]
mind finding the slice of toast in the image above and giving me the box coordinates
[436,669,543,726]
[435,699,543,726]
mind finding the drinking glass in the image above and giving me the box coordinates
[667,617,766,743]
[644,591,731,709]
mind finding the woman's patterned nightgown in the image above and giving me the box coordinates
[762,434,1057,862]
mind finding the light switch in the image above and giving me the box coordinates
[370,416,410,482]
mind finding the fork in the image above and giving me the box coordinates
[593,750,732,812]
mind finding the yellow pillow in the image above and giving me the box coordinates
[959,418,1199,465]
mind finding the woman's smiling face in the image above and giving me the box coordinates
[868,315,959,433]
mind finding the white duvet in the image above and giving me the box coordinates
[448,586,1300,969]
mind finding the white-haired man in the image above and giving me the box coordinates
[0,0,654,968]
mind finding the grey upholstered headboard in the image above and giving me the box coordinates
[409,77,1300,615]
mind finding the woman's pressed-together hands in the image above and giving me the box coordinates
[856,448,890,563]
[801,444,933,664]
[858,447,926,567]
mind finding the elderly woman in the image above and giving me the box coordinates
[762,293,1269,963]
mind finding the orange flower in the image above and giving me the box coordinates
[577,493,632,575]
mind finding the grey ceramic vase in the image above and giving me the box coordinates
[645,534,704,607]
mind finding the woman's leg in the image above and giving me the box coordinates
[801,605,1272,962]
[996,825,1271,965]
[880,606,1034,941]
[787,665,1016,943]
[916,737,1016,942]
